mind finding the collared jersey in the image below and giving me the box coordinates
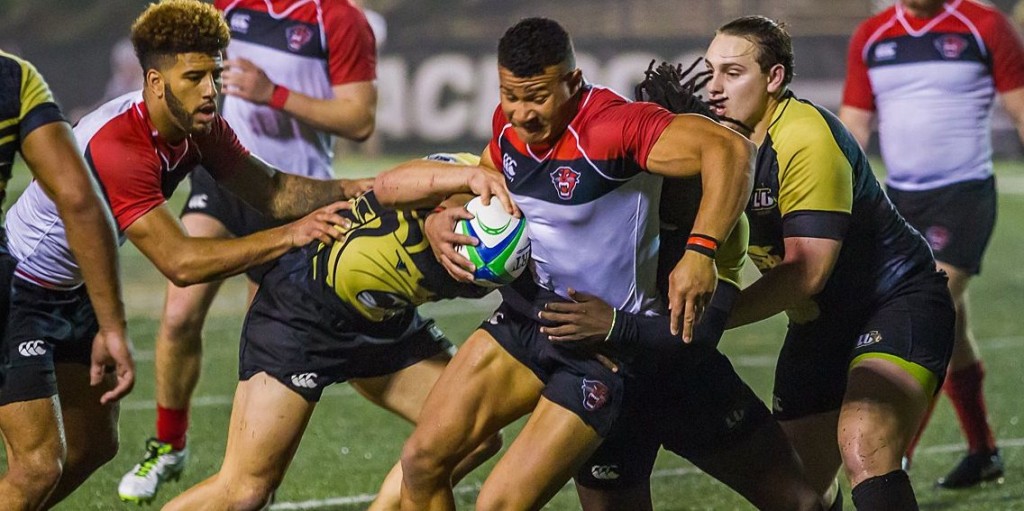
[314,154,489,322]
[488,85,674,314]
[843,0,1024,190]
[5,93,249,288]
[217,0,376,178]
[747,93,935,315]
[0,51,65,212]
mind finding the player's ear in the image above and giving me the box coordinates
[145,68,164,98]
[566,68,583,94]
[765,63,786,95]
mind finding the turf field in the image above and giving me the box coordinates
[8,156,1024,510]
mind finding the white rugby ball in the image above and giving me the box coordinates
[454,197,530,288]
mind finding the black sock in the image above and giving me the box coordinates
[851,470,918,511]
[828,487,843,511]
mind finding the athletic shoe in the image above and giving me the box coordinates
[936,449,1004,489]
[118,438,189,503]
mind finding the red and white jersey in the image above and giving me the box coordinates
[489,85,674,314]
[217,0,376,178]
[843,0,1024,190]
[4,92,249,288]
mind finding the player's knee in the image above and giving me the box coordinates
[6,448,64,501]
[400,433,458,487]
[227,479,276,511]
[160,302,209,342]
[476,484,528,511]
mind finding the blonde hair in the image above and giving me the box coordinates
[131,0,230,71]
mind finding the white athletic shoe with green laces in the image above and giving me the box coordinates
[118,438,189,504]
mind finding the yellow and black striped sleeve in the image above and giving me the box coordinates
[0,51,66,175]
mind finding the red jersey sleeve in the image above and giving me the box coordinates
[87,128,165,231]
[842,20,876,111]
[979,9,1024,93]
[594,101,674,170]
[195,116,250,180]
[487,105,508,171]
[323,0,377,85]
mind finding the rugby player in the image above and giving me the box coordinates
[839,0,1024,487]
[120,0,379,502]
[704,16,955,509]
[162,153,511,511]
[0,50,132,511]
[398,17,755,511]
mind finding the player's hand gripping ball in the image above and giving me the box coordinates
[454,196,531,287]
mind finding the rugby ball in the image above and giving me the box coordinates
[454,197,530,288]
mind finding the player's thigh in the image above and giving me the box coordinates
[349,351,451,423]
[219,372,316,484]
[54,363,119,463]
[0,396,64,470]
[477,396,603,511]
[779,411,842,495]
[576,483,652,511]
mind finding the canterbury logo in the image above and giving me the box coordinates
[290,372,318,389]
[18,340,47,357]
[590,465,620,480]
[187,194,209,210]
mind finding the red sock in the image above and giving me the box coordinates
[944,362,996,454]
[156,405,189,451]
[905,394,940,465]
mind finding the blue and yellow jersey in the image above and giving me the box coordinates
[747,92,935,313]
[312,153,491,322]
[0,50,66,209]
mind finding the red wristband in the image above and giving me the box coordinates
[269,84,290,110]
[686,234,719,251]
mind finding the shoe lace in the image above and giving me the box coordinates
[134,439,171,478]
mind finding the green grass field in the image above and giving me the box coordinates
[8,156,1024,509]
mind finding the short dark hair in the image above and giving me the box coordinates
[498,17,575,77]
[718,15,794,87]
[131,0,230,72]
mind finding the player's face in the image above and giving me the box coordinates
[704,34,776,134]
[498,64,582,146]
[161,52,223,135]
[901,0,946,16]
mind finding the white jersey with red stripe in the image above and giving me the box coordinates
[843,0,1024,191]
[216,0,376,178]
[4,92,248,288]
[488,85,675,314]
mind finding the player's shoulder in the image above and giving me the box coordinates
[770,96,843,157]
[854,6,899,37]
[957,0,1015,29]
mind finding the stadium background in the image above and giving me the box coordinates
[2,0,1023,509]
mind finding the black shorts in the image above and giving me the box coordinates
[887,177,996,275]
[238,249,454,402]
[772,271,955,421]
[0,278,97,405]
[480,301,624,437]
[182,166,275,282]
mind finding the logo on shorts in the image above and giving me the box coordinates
[550,166,581,200]
[17,340,47,357]
[855,330,883,349]
[724,408,746,430]
[501,153,517,181]
[285,25,314,52]
[187,194,209,210]
[751,188,776,211]
[935,34,969,59]
[486,311,504,325]
[924,225,950,253]
[581,378,610,411]
[772,394,783,414]
[590,464,620,480]
[290,372,319,389]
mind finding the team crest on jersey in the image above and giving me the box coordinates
[550,166,581,200]
[581,378,609,411]
[286,25,314,52]
[934,35,968,59]
[750,187,776,211]
[855,330,883,349]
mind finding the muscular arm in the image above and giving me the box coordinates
[727,236,841,328]
[217,154,371,221]
[999,87,1024,145]
[373,158,513,212]
[838,106,875,151]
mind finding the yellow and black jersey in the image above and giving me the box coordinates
[0,51,66,203]
[313,156,490,322]
[746,92,935,311]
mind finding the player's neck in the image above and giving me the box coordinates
[144,91,189,144]
[750,93,783,146]
[903,2,947,19]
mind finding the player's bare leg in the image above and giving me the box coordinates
[577,482,653,511]
[840,357,930,507]
[476,396,602,511]
[352,353,502,511]
[43,364,120,507]
[779,410,842,498]
[163,372,316,511]
[0,397,65,510]
[400,329,543,511]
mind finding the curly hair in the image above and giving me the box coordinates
[131,0,230,71]
[718,15,795,88]
[498,17,575,78]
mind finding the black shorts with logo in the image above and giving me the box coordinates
[772,270,955,421]
[181,166,275,282]
[887,176,996,275]
[0,277,97,405]
[480,301,625,437]
[238,248,454,402]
